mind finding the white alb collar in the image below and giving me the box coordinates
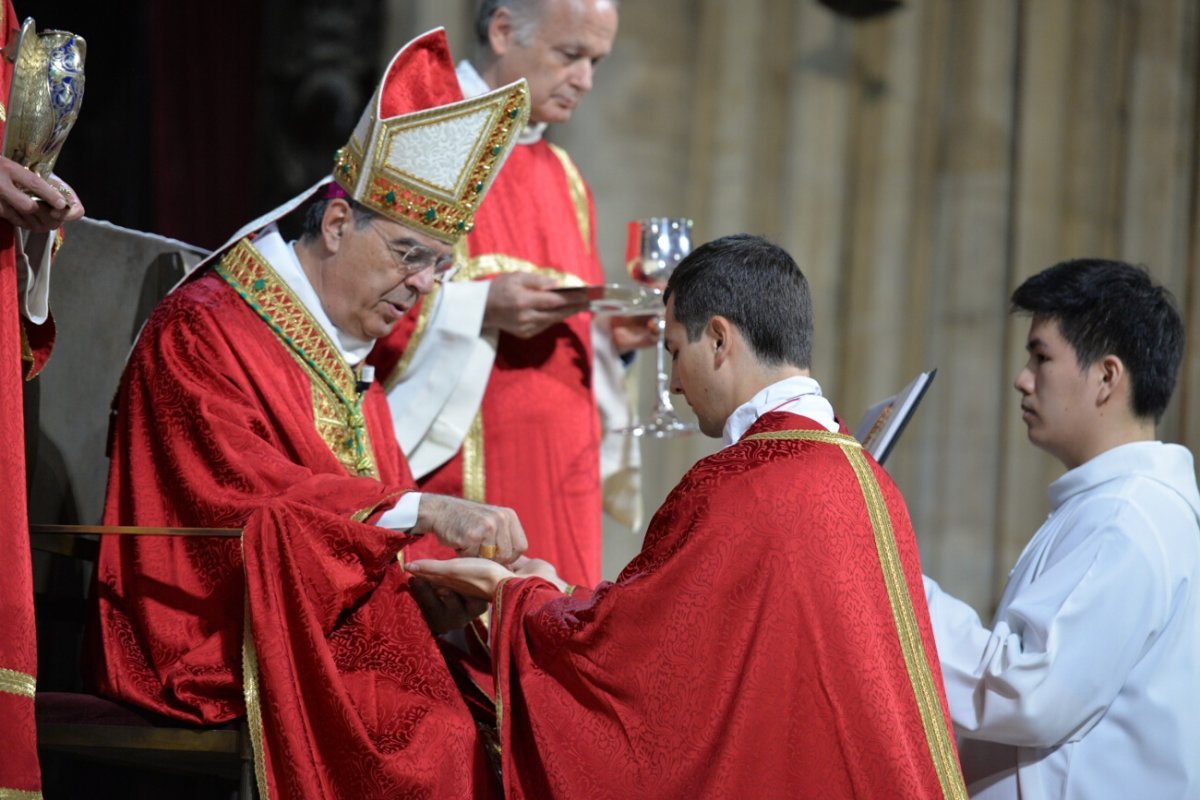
[253,226,375,366]
[722,375,838,447]
[457,59,547,145]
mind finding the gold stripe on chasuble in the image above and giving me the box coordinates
[491,576,518,747]
[241,594,270,800]
[18,320,31,365]
[547,143,591,253]
[742,429,969,800]
[0,667,35,699]
[215,239,378,478]
[0,789,43,800]
[461,411,486,503]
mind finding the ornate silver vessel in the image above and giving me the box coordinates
[2,17,86,179]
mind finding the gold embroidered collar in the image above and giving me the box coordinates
[215,238,377,477]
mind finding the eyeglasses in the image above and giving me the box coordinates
[370,223,460,283]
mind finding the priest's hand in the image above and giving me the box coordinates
[0,159,84,232]
[406,557,515,600]
[407,575,488,634]
[413,494,527,563]
[509,556,569,591]
[406,556,570,600]
[483,272,588,338]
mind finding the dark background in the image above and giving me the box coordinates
[21,0,384,249]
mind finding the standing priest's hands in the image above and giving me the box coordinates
[483,272,589,339]
[412,493,528,564]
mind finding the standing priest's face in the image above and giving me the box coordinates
[319,202,453,341]
[487,0,618,125]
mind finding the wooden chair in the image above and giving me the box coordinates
[22,220,259,795]
[30,524,255,799]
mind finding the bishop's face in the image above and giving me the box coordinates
[665,296,726,438]
[322,215,450,342]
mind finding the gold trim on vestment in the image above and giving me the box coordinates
[547,143,590,254]
[742,429,968,799]
[491,575,518,761]
[462,411,486,503]
[0,667,35,699]
[216,239,379,478]
[333,83,530,244]
[0,789,42,799]
[240,591,271,800]
[17,321,32,376]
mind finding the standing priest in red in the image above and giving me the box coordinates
[369,0,628,589]
[410,234,969,799]
[87,30,529,800]
[0,2,86,794]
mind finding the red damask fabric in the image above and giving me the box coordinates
[87,270,497,799]
[491,412,962,799]
[0,0,54,791]
[372,141,606,587]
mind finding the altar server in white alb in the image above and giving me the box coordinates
[922,258,1199,799]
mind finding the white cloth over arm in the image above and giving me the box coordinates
[923,441,1200,800]
[16,229,56,324]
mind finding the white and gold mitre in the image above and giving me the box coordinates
[332,28,529,244]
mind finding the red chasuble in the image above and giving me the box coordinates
[490,413,967,799]
[372,141,606,587]
[0,0,59,792]
[87,239,497,799]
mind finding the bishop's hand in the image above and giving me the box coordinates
[412,494,527,564]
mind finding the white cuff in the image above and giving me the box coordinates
[376,491,421,530]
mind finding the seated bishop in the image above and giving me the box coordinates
[86,29,530,800]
